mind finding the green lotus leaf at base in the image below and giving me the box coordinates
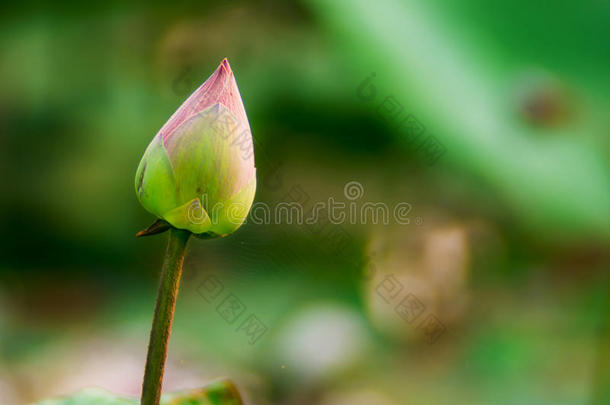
[33,379,244,405]
[163,379,244,405]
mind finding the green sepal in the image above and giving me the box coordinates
[210,174,257,235]
[164,105,254,207]
[135,135,179,218]
[163,197,212,234]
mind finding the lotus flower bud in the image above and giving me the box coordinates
[135,59,256,236]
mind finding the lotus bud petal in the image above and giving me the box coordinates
[135,59,256,236]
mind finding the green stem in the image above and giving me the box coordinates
[141,227,191,405]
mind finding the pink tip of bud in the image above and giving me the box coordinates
[219,58,232,74]
[160,58,248,144]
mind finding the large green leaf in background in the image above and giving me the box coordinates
[308,0,610,241]
[33,379,244,405]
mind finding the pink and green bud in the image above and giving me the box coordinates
[135,59,256,236]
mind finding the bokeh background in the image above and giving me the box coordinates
[1,0,609,404]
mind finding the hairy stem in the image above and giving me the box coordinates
[141,227,191,405]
